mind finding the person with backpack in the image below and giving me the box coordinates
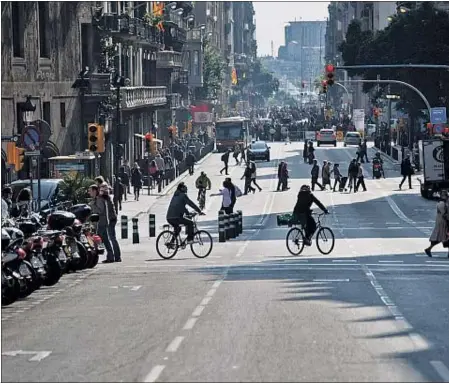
[220,149,231,175]
[241,163,256,194]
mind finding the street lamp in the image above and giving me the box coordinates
[22,95,36,126]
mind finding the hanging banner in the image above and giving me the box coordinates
[353,109,365,136]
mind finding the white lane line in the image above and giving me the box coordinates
[183,317,198,330]
[426,260,449,263]
[332,259,357,263]
[200,296,212,306]
[166,336,184,353]
[430,360,449,382]
[144,365,166,382]
[206,288,217,297]
[212,280,222,289]
[192,305,205,317]
[378,260,404,263]
[313,279,350,282]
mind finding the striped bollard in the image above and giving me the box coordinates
[224,213,230,240]
[149,214,156,237]
[121,215,128,239]
[229,213,236,239]
[233,212,239,237]
[218,211,226,243]
[237,210,243,234]
[132,218,139,244]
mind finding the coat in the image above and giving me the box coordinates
[430,201,449,242]
[322,164,331,184]
[131,168,142,188]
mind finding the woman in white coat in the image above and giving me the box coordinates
[425,190,449,257]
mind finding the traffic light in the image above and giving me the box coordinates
[6,142,16,165]
[321,80,328,94]
[14,147,25,172]
[144,132,153,152]
[325,64,335,86]
[87,123,105,153]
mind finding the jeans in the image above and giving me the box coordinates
[167,217,194,240]
[97,224,115,261]
[244,178,255,194]
[400,174,412,189]
[109,220,122,261]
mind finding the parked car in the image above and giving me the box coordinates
[317,129,337,147]
[9,179,66,212]
[247,141,270,162]
[344,132,362,147]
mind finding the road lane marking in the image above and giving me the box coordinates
[313,279,350,282]
[200,296,212,306]
[183,318,198,330]
[144,365,166,382]
[212,280,222,288]
[379,260,403,263]
[206,288,217,297]
[166,336,184,352]
[332,259,357,262]
[430,361,449,382]
[192,305,205,317]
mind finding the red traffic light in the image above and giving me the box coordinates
[144,132,153,141]
[325,64,335,73]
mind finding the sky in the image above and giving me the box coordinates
[253,1,330,57]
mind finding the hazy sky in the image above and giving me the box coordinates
[253,2,330,56]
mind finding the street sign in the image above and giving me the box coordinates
[430,107,447,124]
[24,150,41,156]
[434,124,445,134]
[1,135,19,143]
[75,151,95,159]
[21,126,41,151]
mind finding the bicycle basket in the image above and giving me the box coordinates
[277,213,293,227]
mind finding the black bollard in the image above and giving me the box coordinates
[121,215,128,239]
[224,213,230,240]
[132,218,139,244]
[237,210,243,234]
[218,211,226,243]
[229,212,236,239]
[149,214,156,237]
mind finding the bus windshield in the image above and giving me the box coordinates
[216,123,242,140]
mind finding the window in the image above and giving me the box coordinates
[110,1,118,13]
[193,50,199,76]
[81,23,90,69]
[43,102,51,125]
[185,51,191,75]
[38,2,50,58]
[12,2,24,58]
[60,103,66,127]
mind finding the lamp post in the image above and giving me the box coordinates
[22,96,40,209]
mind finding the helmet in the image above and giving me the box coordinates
[376,152,381,157]
[300,185,310,192]
[201,171,206,176]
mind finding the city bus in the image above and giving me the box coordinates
[215,116,250,152]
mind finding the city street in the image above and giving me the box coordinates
[2,142,449,382]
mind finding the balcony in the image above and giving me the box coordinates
[143,24,164,47]
[168,93,182,109]
[119,86,167,110]
[186,29,202,42]
[100,14,134,37]
[85,73,111,98]
[156,51,183,69]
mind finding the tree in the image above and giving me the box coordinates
[252,59,279,99]
[339,3,449,121]
[60,172,95,205]
[197,41,226,100]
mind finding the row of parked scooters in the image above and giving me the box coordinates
[1,203,104,306]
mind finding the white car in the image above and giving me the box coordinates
[344,132,362,147]
[317,129,337,147]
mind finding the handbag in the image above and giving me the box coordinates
[234,185,243,198]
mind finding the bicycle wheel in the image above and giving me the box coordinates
[199,195,205,210]
[316,227,335,255]
[156,230,179,259]
[190,230,213,258]
[286,227,305,256]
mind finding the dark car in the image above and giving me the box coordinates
[247,141,270,162]
[10,179,66,212]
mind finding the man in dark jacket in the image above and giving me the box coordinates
[186,151,196,176]
[293,185,329,245]
[220,149,231,175]
[118,167,130,201]
[347,159,358,192]
[311,160,324,191]
[399,155,413,190]
[166,182,203,243]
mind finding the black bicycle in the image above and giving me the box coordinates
[198,188,207,210]
[156,212,213,259]
[285,212,335,256]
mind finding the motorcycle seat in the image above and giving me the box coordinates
[37,230,63,238]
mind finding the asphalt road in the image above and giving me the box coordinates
[2,142,449,383]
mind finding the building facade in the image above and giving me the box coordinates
[1,1,196,182]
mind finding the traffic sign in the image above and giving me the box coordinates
[430,107,447,124]
[434,124,445,134]
[21,126,41,151]
[1,135,19,143]
[24,150,41,156]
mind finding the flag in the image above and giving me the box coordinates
[231,67,238,85]
[152,1,164,16]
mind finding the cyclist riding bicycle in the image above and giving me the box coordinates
[292,185,329,246]
[166,182,204,244]
[195,171,211,201]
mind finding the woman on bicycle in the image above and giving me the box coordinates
[293,185,329,246]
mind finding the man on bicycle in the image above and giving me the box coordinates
[166,182,204,244]
[293,185,329,246]
[195,171,211,201]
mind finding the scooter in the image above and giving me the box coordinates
[372,158,384,179]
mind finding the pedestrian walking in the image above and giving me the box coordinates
[346,159,358,193]
[249,160,262,192]
[277,161,289,191]
[311,159,324,191]
[355,163,367,192]
[303,140,308,163]
[131,163,143,201]
[118,167,129,201]
[211,179,234,214]
[122,160,132,194]
[233,145,240,165]
[240,145,246,165]
[241,163,255,194]
[186,151,196,176]
[322,161,331,190]
[307,141,315,164]
[425,190,449,258]
[399,155,414,190]
[330,163,342,192]
[220,149,231,175]
[155,152,166,189]
[116,177,125,210]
